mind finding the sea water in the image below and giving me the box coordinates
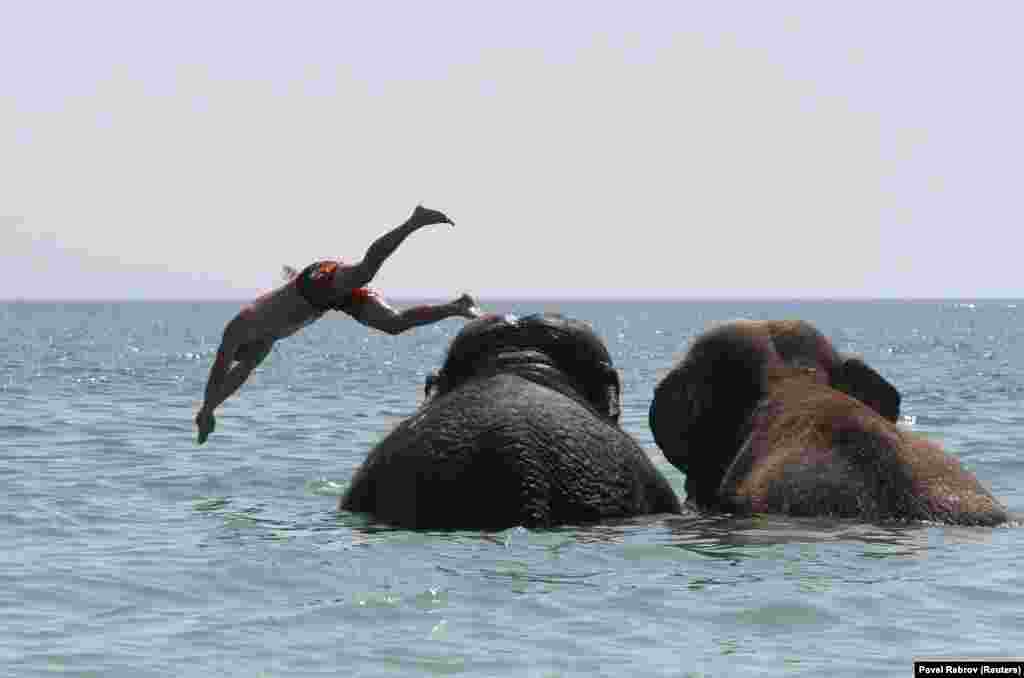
[2,299,1022,677]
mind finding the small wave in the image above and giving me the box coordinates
[192,497,231,512]
[436,562,609,589]
[168,351,205,362]
[306,478,347,496]
[0,424,47,436]
[995,516,1024,529]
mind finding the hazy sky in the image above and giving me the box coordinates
[3,2,1022,300]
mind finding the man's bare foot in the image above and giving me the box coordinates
[452,293,483,319]
[409,205,454,229]
[196,409,216,445]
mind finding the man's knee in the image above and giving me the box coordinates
[380,315,408,335]
[342,261,375,289]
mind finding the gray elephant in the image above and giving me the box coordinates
[342,313,682,529]
[649,319,1008,525]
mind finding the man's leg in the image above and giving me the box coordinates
[354,293,482,335]
[391,294,483,332]
[342,205,454,289]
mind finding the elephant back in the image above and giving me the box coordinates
[432,313,621,420]
[717,377,1008,525]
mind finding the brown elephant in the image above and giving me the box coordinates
[649,319,1008,525]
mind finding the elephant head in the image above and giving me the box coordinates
[649,319,1006,525]
[649,319,899,507]
[342,312,680,529]
[426,313,623,421]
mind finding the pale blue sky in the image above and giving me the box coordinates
[3,2,1022,300]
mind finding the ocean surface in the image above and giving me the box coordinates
[2,299,1022,677]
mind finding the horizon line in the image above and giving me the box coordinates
[2,295,1022,303]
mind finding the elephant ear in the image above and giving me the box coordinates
[424,371,441,400]
[593,362,621,422]
[834,357,901,422]
[649,322,774,501]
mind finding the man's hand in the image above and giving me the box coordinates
[409,205,454,228]
[196,408,216,445]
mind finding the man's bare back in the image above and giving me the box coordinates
[195,205,482,444]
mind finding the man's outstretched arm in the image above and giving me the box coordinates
[196,344,234,444]
[196,338,271,444]
[201,345,234,409]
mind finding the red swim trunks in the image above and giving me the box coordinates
[295,261,376,313]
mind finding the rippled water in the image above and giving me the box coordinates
[2,299,1022,677]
